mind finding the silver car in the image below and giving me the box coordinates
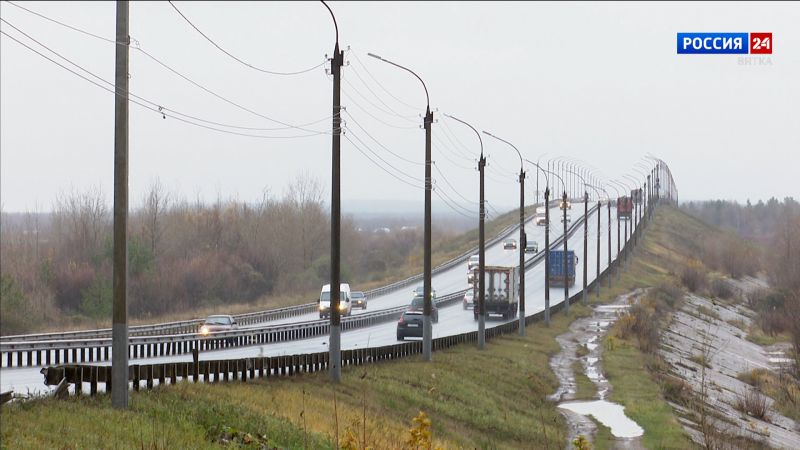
[199,315,238,336]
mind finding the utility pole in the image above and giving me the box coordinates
[325,1,343,382]
[422,105,433,361]
[482,131,525,336]
[478,155,486,349]
[582,191,588,305]
[518,169,525,335]
[111,0,130,410]
[366,53,433,360]
[563,191,569,315]
[596,199,600,298]
[544,187,550,325]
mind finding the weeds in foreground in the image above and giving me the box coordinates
[572,434,592,449]
[405,411,441,450]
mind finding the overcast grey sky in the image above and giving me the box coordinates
[1,1,798,214]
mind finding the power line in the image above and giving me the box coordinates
[342,110,423,166]
[0,19,328,136]
[342,76,418,124]
[345,62,419,121]
[167,0,325,76]
[343,128,422,184]
[432,136,476,171]
[2,1,331,133]
[0,28,331,140]
[341,89,419,130]
[343,133,423,190]
[349,50,422,112]
[439,115,480,160]
[433,163,479,206]
[434,189,475,220]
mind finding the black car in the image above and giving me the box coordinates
[408,295,439,322]
[397,310,424,340]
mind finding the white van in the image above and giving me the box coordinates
[318,283,352,319]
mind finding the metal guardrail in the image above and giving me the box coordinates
[1,201,554,344]
[0,203,596,368]
[38,201,644,396]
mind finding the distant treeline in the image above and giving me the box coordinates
[681,197,799,243]
[0,176,451,334]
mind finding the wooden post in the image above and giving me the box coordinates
[146,365,153,390]
[132,365,139,391]
[192,346,199,383]
[90,366,98,396]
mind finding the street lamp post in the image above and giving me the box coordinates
[536,153,547,205]
[446,115,487,349]
[568,168,589,306]
[483,131,526,336]
[322,0,345,383]
[608,181,625,274]
[526,160,551,325]
[587,183,603,298]
[368,52,434,361]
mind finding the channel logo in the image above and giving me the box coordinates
[677,33,772,54]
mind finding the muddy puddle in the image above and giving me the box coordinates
[550,290,645,449]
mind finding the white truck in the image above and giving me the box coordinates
[471,266,518,320]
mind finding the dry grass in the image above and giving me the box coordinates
[735,387,771,421]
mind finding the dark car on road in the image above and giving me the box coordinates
[503,239,518,250]
[412,285,436,299]
[396,310,424,340]
[407,294,438,322]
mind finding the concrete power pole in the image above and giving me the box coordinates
[563,191,569,315]
[544,188,550,325]
[422,106,433,361]
[518,169,525,336]
[112,0,130,409]
[582,191,588,305]
[478,155,486,349]
[327,9,344,382]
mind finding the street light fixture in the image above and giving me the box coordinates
[483,131,527,336]
[368,52,435,361]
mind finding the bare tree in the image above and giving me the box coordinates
[286,173,327,268]
[140,178,170,258]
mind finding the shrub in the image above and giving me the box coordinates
[735,387,770,420]
[709,277,733,300]
[680,260,707,293]
[50,261,96,312]
[0,275,32,334]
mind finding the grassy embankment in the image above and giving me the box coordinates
[2,305,593,449]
